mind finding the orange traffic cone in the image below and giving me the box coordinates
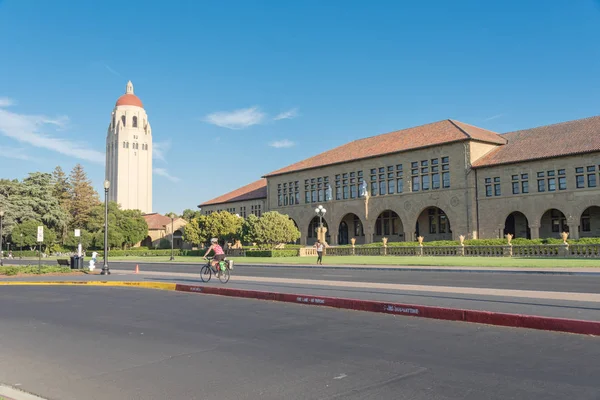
[135,264,139,274]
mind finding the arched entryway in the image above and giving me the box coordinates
[338,213,365,245]
[307,216,329,245]
[580,206,600,238]
[504,212,531,239]
[290,218,301,244]
[141,236,153,248]
[173,230,183,249]
[415,207,451,241]
[540,209,567,238]
[374,210,404,242]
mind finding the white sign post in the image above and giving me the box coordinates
[37,226,43,273]
[75,229,82,258]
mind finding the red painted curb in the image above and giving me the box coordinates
[173,284,600,336]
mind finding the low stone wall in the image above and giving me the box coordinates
[228,244,600,258]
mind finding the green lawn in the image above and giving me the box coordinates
[96,255,600,268]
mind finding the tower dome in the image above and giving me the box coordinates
[115,81,143,108]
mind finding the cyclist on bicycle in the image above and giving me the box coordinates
[203,238,225,273]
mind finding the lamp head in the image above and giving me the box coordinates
[0,210,4,217]
[104,180,110,190]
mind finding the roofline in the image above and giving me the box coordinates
[472,149,600,169]
[197,196,267,208]
[263,137,502,178]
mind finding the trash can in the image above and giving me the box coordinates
[78,257,85,269]
[70,255,78,269]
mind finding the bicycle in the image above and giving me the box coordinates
[200,256,231,283]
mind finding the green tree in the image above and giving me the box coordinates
[92,228,124,250]
[65,229,93,250]
[69,164,100,230]
[252,212,300,248]
[203,211,243,243]
[19,172,69,236]
[117,209,148,248]
[52,166,71,209]
[11,220,57,251]
[182,209,201,221]
[0,178,28,236]
[241,214,260,244]
[183,215,208,247]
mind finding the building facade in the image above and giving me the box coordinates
[199,116,600,245]
[105,81,153,214]
[140,213,189,249]
[199,179,267,218]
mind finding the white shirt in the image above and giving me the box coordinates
[315,243,324,252]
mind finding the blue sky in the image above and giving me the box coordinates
[1,0,600,214]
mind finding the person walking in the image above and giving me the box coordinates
[314,239,325,265]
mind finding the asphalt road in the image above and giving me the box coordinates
[1,286,599,400]
[10,258,600,293]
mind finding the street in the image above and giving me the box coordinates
[7,258,600,293]
[1,286,599,400]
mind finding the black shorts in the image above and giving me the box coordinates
[214,254,225,261]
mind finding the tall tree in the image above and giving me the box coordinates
[182,209,201,221]
[13,173,69,235]
[183,215,207,247]
[118,209,149,248]
[51,166,72,242]
[251,212,300,248]
[69,164,99,229]
[11,220,57,251]
[52,166,71,209]
[203,211,244,243]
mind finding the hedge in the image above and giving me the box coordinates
[245,249,299,257]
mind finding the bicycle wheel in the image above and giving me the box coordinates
[200,265,211,282]
[218,268,230,283]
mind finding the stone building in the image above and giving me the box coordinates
[105,81,153,214]
[198,179,267,218]
[140,213,188,249]
[199,116,600,245]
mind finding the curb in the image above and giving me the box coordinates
[0,384,47,400]
[2,280,599,336]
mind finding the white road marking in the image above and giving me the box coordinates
[334,374,347,380]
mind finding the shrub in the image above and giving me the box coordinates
[246,250,272,257]
[272,249,299,257]
[0,265,71,275]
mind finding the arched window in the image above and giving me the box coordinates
[121,115,126,126]
[133,116,138,127]
[112,115,115,128]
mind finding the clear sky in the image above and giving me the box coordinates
[1,0,599,214]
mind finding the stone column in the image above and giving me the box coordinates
[529,224,540,240]
[568,223,580,240]
[330,233,338,246]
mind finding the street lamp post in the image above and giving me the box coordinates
[20,233,23,259]
[169,214,175,261]
[101,180,111,275]
[314,205,327,243]
[0,210,4,267]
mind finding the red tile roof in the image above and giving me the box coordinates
[473,115,600,168]
[264,119,506,177]
[143,213,173,230]
[199,179,267,207]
